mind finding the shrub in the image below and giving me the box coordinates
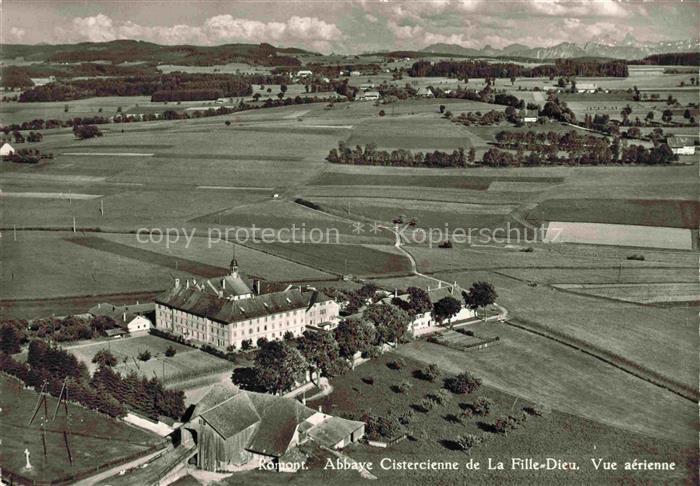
[523,403,551,417]
[418,363,441,382]
[283,331,295,340]
[92,349,117,367]
[493,413,527,435]
[445,371,482,394]
[387,358,406,370]
[241,339,253,350]
[398,410,414,425]
[362,376,375,385]
[418,397,435,412]
[73,124,103,139]
[362,413,401,441]
[137,350,151,362]
[626,254,645,261]
[164,345,177,357]
[427,388,451,407]
[378,110,386,116]
[396,380,413,394]
[456,434,484,454]
[472,396,493,416]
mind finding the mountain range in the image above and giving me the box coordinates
[421,34,700,60]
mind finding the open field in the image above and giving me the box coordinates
[246,241,413,277]
[430,268,698,395]
[0,374,163,484]
[544,221,693,250]
[65,334,234,392]
[529,198,700,229]
[394,329,696,446]
[497,266,698,285]
[552,282,700,304]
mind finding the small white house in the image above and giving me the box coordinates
[576,82,597,93]
[296,70,313,78]
[356,91,380,102]
[416,87,435,98]
[522,110,538,123]
[122,314,152,335]
[89,302,154,336]
[668,136,696,155]
[0,143,15,156]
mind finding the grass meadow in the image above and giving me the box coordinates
[0,375,163,483]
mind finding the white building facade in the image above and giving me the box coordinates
[155,258,339,349]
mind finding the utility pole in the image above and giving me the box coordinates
[100,199,104,216]
[72,217,76,233]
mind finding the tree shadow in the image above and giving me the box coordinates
[439,439,463,451]
[411,403,430,413]
[476,421,497,433]
[443,413,462,424]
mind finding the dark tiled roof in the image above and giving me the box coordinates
[191,386,362,458]
[155,286,332,324]
[246,393,315,457]
[200,393,260,439]
[306,416,364,448]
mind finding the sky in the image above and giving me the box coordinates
[1,0,698,54]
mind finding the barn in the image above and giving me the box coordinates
[181,386,364,472]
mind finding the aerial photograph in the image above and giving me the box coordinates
[0,0,697,484]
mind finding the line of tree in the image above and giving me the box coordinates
[0,63,159,89]
[0,339,185,420]
[327,142,468,168]
[17,73,293,102]
[0,315,117,347]
[493,129,677,165]
[2,148,54,164]
[408,59,628,79]
[633,52,700,66]
[4,93,344,135]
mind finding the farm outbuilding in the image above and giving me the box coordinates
[181,386,364,472]
[89,301,154,336]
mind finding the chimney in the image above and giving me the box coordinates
[175,278,180,288]
[222,278,226,289]
[438,281,442,289]
[394,289,398,297]
[318,405,322,412]
[122,312,126,321]
[254,279,261,295]
[186,280,190,289]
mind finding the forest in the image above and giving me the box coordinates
[408,59,629,78]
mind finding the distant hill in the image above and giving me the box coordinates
[421,35,700,60]
[0,40,319,66]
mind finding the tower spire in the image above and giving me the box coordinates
[230,245,239,277]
